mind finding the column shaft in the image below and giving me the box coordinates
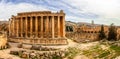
[26,17,28,37]
[62,16,65,37]
[35,16,38,37]
[16,18,19,37]
[9,19,11,36]
[13,18,15,36]
[57,16,60,38]
[30,17,33,37]
[21,17,23,37]
[15,18,17,37]
[41,16,43,38]
[46,16,49,32]
[52,16,55,38]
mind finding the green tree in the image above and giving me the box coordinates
[66,26,73,32]
[108,23,117,41]
[99,25,106,40]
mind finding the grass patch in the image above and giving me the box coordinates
[65,40,120,59]
[82,44,111,59]
[66,47,80,59]
[109,45,120,59]
[98,50,110,58]
[110,45,120,52]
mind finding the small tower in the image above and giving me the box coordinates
[91,20,94,25]
[60,10,64,13]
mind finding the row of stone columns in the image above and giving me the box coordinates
[10,16,65,38]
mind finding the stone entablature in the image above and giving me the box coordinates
[17,11,65,16]
[18,11,52,16]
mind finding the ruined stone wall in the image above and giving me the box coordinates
[117,28,120,40]
[66,32,99,42]
[65,25,109,42]
[65,32,75,39]
[77,26,109,34]
[0,32,7,49]
[74,33,99,42]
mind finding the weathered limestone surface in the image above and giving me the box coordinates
[65,22,109,42]
[10,50,66,59]
[0,32,7,49]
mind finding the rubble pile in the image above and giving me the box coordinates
[10,50,67,59]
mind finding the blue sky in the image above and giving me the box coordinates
[0,0,120,25]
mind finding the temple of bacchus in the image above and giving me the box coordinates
[8,10,68,45]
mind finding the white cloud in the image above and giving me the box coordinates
[64,0,120,25]
[67,0,120,17]
[0,1,48,20]
[0,0,120,25]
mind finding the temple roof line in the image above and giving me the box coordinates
[17,10,64,16]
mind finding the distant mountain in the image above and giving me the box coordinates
[65,21,77,26]
[65,21,109,27]
[0,21,8,25]
[77,22,101,27]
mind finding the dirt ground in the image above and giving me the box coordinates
[0,47,21,59]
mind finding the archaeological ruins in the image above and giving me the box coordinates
[65,21,120,42]
[0,10,119,44]
[8,10,68,45]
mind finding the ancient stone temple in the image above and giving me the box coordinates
[8,10,68,45]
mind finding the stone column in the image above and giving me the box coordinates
[63,16,65,37]
[9,19,11,36]
[46,16,49,38]
[16,18,19,37]
[57,16,60,38]
[30,17,33,38]
[25,17,28,38]
[21,17,23,37]
[46,16,49,32]
[35,16,38,37]
[13,18,15,36]
[14,18,17,37]
[52,16,54,38]
[41,16,43,38]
